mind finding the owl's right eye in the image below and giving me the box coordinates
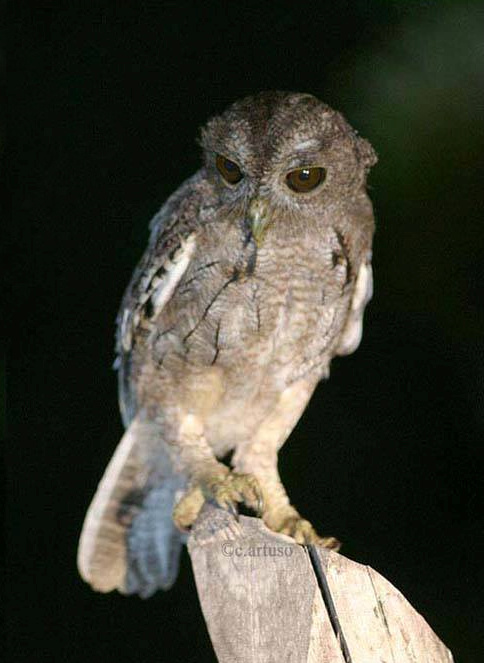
[285,167,326,193]
[216,155,244,184]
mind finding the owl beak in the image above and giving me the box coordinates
[248,198,270,247]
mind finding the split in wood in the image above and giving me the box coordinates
[188,504,454,663]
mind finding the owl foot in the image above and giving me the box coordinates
[264,508,341,550]
[173,471,263,531]
[172,484,205,531]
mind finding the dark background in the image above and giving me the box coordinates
[7,2,484,661]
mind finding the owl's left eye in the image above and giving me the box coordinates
[216,155,244,184]
[286,167,326,193]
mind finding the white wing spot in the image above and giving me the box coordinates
[121,308,132,352]
[120,233,197,354]
[150,234,197,314]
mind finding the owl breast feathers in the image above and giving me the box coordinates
[78,91,377,597]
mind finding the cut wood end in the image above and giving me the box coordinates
[188,506,454,663]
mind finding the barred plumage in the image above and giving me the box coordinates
[78,91,377,596]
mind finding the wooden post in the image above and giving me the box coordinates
[188,504,453,663]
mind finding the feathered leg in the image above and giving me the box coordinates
[232,380,340,549]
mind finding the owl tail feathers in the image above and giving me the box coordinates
[77,416,186,597]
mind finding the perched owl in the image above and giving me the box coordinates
[78,91,377,597]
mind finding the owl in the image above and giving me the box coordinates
[78,91,377,597]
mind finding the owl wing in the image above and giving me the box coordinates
[78,175,204,596]
[336,257,373,356]
[115,174,202,426]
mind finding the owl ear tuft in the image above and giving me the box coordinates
[356,136,378,169]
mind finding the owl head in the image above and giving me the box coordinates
[200,91,377,244]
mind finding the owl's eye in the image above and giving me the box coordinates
[285,167,326,193]
[216,155,244,184]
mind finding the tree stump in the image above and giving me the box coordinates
[188,504,453,663]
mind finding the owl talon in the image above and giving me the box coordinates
[173,485,205,531]
[224,500,239,521]
[317,536,341,551]
[173,471,262,530]
[209,472,261,518]
[229,472,263,513]
[256,493,264,517]
[264,509,341,550]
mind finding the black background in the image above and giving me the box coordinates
[7,2,484,662]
